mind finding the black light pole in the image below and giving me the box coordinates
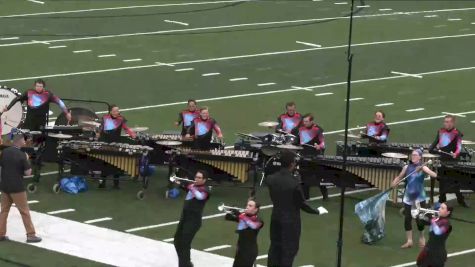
[336,0,356,266]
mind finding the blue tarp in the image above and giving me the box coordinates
[60,176,88,194]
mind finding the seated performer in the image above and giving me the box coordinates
[175,99,200,136]
[186,107,223,150]
[173,170,210,267]
[4,79,71,131]
[363,110,389,143]
[276,102,302,134]
[97,105,136,189]
[417,202,453,267]
[392,149,438,249]
[224,198,264,267]
[292,113,328,200]
[429,115,468,207]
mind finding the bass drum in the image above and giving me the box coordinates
[0,86,25,135]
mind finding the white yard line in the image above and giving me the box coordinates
[122,58,142,62]
[84,217,113,224]
[334,2,348,5]
[375,103,394,107]
[73,49,91,53]
[26,0,45,4]
[258,82,276,87]
[0,37,19,40]
[163,238,174,242]
[124,188,376,233]
[175,68,194,72]
[203,245,232,252]
[164,20,189,26]
[2,1,250,18]
[296,41,322,48]
[379,8,393,11]
[229,77,248,82]
[424,15,438,18]
[471,120,475,123]
[405,108,425,112]
[202,72,220,76]
[13,200,39,207]
[256,255,268,260]
[391,71,423,78]
[97,54,116,58]
[2,8,475,47]
[448,18,462,21]
[357,5,371,8]
[2,33,475,83]
[441,112,466,117]
[24,169,70,179]
[47,209,76,215]
[347,97,364,101]
[389,248,475,267]
[315,92,334,96]
[48,45,67,49]
[6,209,236,266]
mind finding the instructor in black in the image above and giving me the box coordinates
[266,150,328,267]
[173,170,210,267]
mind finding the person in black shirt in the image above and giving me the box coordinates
[292,113,328,200]
[173,170,210,267]
[266,150,328,267]
[0,134,41,243]
[416,203,453,267]
[225,198,264,267]
[4,79,71,131]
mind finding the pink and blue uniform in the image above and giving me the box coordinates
[188,117,222,149]
[99,114,135,143]
[429,128,463,158]
[417,217,452,267]
[177,110,200,135]
[293,124,325,155]
[365,121,389,143]
[277,113,302,133]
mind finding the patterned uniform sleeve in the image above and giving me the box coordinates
[454,131,463,157]
[189,185,209,200]
[318,128,325,149]
[431,218,450,236]
[212,119,223,136]
[429,131,440,152]
[187,119,195,135]
[121,119,136,137]
[50,93,69,113]
[380,124,389,141]
[239,214,263,230]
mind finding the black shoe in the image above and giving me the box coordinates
[458,201,470,208]
[0,236,9,241]
[98,181,106,189]
[26,236,42,243]
[113,184,120,190]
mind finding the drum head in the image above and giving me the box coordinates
[382,152,408,159]
[0,88,24,135]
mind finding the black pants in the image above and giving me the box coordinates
[438,179,465,204]
[404,203,426,231]
[233,244,258,267]
[268,218,301,267]
[174,214,202,267]
[300,170,328,200]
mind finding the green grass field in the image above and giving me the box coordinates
[1,0,474,266]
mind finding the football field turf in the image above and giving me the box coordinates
[0,0,474,266]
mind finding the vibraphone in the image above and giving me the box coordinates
[57,140,153,199]
[430,161,475,203]
[172,148,258,183]
[301,155,404,202]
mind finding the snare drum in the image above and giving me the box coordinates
[0,86,25,135]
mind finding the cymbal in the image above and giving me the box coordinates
[80,120,101,127]
[258,121,278,127]
[462,140,475,145]
[276,144,303,150]
[131,127,149,132]
[422,153,440,158]
[156,141,182,146]
[382,152,408,159]
[339,133,361,139]
[49,133,73,139]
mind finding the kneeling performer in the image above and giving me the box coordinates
[224,198,264,267]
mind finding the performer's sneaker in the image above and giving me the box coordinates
[26,236,42,243]
[0,236,9,241]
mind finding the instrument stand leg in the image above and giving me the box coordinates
[430,177,435,205]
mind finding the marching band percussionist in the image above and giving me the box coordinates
[364,111,390,143]
[391,149,438,249]
[176,99,200,136]
[186,107,223,150]
[276,102,302,134]
[4,79,72,131]
[173,170,210,267]
[416,202,453,267]
[224,198,264,267]
[429,115,468,207]
[291,113,328,200]
[266,150,328,267]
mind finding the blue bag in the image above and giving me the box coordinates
[60,176,88,194]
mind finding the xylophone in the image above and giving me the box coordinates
[57,140,153,199]
[301,155,404,202]
[432,161,475,202]
[173,148,258,183]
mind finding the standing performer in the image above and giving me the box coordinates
[429,115,468,207]
[4,79,71,131]
[391,149,438,249]
[292,113,328,200]
[176,99,200,136]
[276,102,302,134]
[417,203,453,267]
[186,107,223,150]
[363,110,389,143]
[97,105,136,189]
[266,150,328,267]
[0,133,42,243]
[173,170,210,267]
[224,198,264,267]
